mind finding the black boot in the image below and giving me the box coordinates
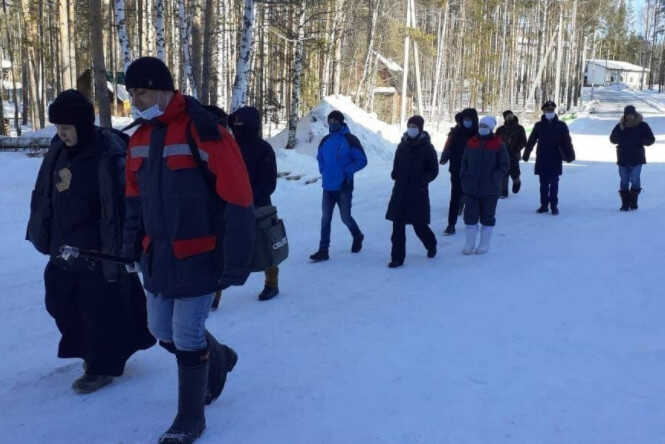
[537,204,549,213]
[629,188,641,210]
[512,178,521,194]
[427,245,437,259]
[72,373,113,394]
[551,204,559,215]
[309,249,329,262]
[159,351,209,444]
[351,234,364,253]
[205,331,238,405]
[258,286,279,301]
[388,260,403,268]
[619,190,630,211]
[444,225,455,236]
[210,291,222,311]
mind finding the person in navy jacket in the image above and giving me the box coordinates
[523,100,575,215]
[310,110,368,262]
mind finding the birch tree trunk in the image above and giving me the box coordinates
[430,0,448,120]
[409,0,424,116]
[90,0,112,127]
[177,0,197,97]
[528,25,558,108]
[286,0,307,149]
[154,0,166,61]
[200,0,215,104]
[400,0,410,128]
[231,0,256,112]
[553,2,564,107]
[114,0,132,70]
[58,0,74,89]
[354,0,380,106]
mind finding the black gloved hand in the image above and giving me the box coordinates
[522,152,530,162]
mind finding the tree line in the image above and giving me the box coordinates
[0,0,657,141]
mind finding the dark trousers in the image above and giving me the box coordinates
[501,156,521,195]
[391,221,436,263]
[447,174,464,227]
[320,189,362,250]
[45,261,154,376]
[539,173,560,206]
[463,195,498,226]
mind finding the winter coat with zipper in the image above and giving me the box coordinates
[460,133,510,197]
[123,92,255,299]
[229,106,277,207]
[524,115,575,176]
[496,117,527,159]
[609,113,655,166]
[317,123,367,191]
[440,108,479,175]
[386,131,439,225]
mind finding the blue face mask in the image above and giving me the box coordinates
[132,104,164,121]
[407,128,420,139]
[463,120,473,129]
[478,127,491,136]
[329,123,342,133]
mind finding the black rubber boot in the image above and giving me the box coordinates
[619,190,630,211]
[309,249,329,262]
[204,331,238,405]
[258,286,279,301]
[629,188,641,210]
[159,351,209,444]
[351,234,364,253]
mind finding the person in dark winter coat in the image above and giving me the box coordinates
[229,106,279,301]
[460,116,509,255]
[123,57,254,444]
[310,110,368,262]
[523,100,575,215]
[26,89,155,395]
[610,105,655,211]
[386,115,439,268]
[496,110,527,197]
[440,108,478,235]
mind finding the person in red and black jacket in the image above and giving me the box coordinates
[122,57,255,444]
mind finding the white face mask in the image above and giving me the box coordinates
[478,127,491,136]
[133,104,164,121]
[407,128,420,139]
[544,112,556,120]
[462,120,473,129]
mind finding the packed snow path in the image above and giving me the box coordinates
[2,89,665,443]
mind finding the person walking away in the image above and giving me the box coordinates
[229,106,279,301]
[122,57,255,444]
[523,100,575,215]
[310,110,368,262]
[440,108,478,235]
[460,116,509,255]
[386,115,439,268]
[496,110,527,198]
[610,105,655,211]
[26,89,155,394]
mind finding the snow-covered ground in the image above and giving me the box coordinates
[2,88,665,443]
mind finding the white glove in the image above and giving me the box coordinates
[125,262,141,273]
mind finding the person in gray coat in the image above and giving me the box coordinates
[460,116,509,255]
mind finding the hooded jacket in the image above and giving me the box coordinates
[609,113,655,166]
[440,108,479,175]
[460,133,509,197]
[496,116,527,158]
[316,123,367,191]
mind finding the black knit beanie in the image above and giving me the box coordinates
[328,110,345,123]
[48,89,94,127]
[624,105,637,116]
[407,115,425,132]
[125,56,175,91]
[503,110,514,119]
[541,100,557,110]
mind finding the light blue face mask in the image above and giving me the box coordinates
[133,104,164,121]
[463,120,473,129]
[407,128,420,139]
[544,112,556,120]
[478,127,491,136]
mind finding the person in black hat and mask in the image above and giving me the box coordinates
[228,106,279,301]
[386,115,439,268]
[496,110,527,198]
[26,89,155,394]
[440,108,478,235]
[610,105,655,211]
[523,100,575,215]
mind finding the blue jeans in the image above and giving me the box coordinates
[145,292,214,351]
[539,174,560,206]
[320,189,362,250]
[619,165,642,190]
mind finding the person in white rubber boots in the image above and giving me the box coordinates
[459,116,509,255]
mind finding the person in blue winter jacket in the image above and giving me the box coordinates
[310,110,368,262]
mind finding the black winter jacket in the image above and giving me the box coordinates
[230,106,277,207]
[440,108,478,175]
[496,118,527,158]
[524,115,575,176]
[460,134,509,197]
[609,113,655,166]
[386,132,439,225]
[27,128,127,281]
